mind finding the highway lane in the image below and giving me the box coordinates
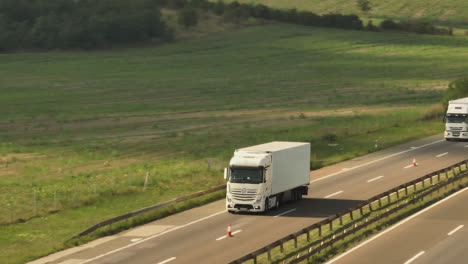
[34,135,468,264]
[326,186,468,264]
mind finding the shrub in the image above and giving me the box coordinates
[380,19,401,30]
[178,7,199,28]
[442,77,468,109]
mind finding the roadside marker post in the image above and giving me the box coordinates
[227,224,232,237]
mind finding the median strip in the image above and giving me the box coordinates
[324,191,343,198]
[436,152,448,158]
[217,230,242,241]
[367,176,384,183]
[157,257,176,264]
[447,225,464,236]
[274,208,297,218]
[404,251,425,264]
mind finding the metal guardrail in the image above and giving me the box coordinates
[229,158,468,264]
[72,184,226,239]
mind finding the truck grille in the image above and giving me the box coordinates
[231,188,257,201]
[449,127,463,131]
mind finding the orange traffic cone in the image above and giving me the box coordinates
[412,157,418,166]
[227,224,232,237]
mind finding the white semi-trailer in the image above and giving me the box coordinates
[445,97,468,141]
[224,141,310,213]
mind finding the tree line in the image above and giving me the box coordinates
[0,0,171,51]
[0,0,452,52]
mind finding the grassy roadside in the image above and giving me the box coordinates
[3,22,467,263]
[0,112,444,264]
[251,163,468,264]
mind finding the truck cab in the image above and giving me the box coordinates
[225,152,273,213]
[445,98,468,141]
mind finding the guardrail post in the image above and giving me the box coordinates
[280,242,284,253]
[253,256,257,264]
[369,202,373,211]
[318,225,322,237]
[306,230,310,242]
[387,193,391,203]
[359,206,363,216]
[339,214,343,225]
[396,189,400,199]
[350,210,354,220]
[378,198,382,208]
[430,176,433,185]
[268,250,271,261]
[438,172,441,181]
[405,185,408,195]
[329,219,333,231]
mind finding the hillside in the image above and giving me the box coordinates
[227,0,468,27]
[2,17,468,264]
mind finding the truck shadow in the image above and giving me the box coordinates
[268,197,365,218]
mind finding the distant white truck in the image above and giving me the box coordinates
[445,97,468,141]
[224,142,310,213]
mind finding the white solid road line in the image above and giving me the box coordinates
[403,164,414,169]
[448,225,464,236]
[325,187,468,264]
[216,230,242,241]
[274,208,297,217]
[79,210,226,264]
[436,152,448,158]
[367,176,384,183]
[310,139,444,183]
[324,191,343,198]
[404,251,425,264]
[157,257,176,264]
[465,145,468,148]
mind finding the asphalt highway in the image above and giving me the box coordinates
[326,186,468,264]
[31,135,468,264]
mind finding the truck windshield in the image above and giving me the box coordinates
[229,167,263,184]
[446,116,467,123]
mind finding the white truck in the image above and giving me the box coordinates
[224,141,310,213]
[445,97,468,141]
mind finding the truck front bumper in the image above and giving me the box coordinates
[226,198,265,212]
[445,131,468,140]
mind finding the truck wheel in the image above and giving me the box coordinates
[228,210,235,214]
[264,199,270,213]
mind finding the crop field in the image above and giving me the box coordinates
[227,0,468,27]
[1,23,468,263]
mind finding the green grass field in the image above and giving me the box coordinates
[1,23,468,263]
[226,0,468,27]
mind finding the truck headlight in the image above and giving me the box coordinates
[255,196,262,204]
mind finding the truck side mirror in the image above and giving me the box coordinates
[224,168,228,180]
